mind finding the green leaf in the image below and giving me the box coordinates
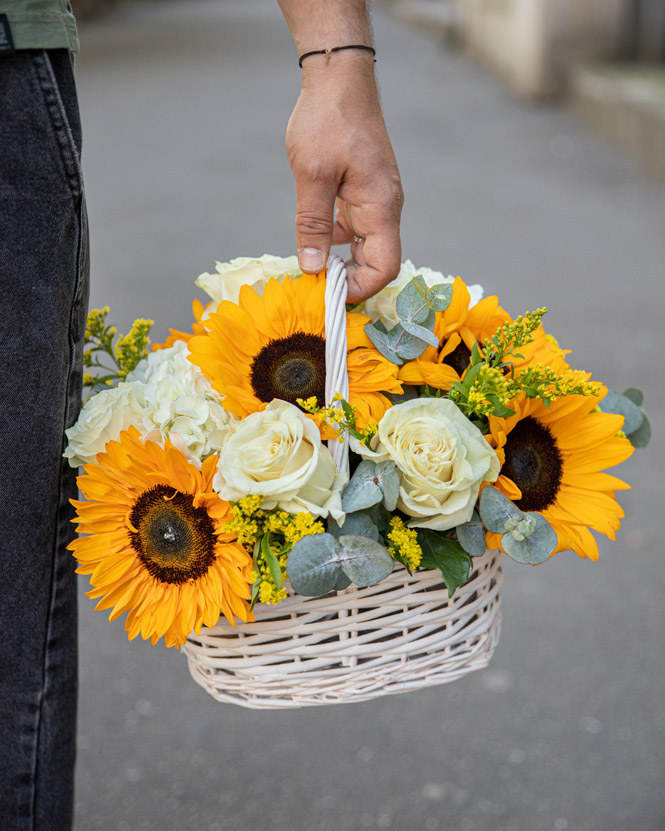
[417,530,472,597]
[386,387,419,405]
[337,535,394,586]
[249,578,261,612]
[598,390,644,436]
[456,511,487,558]
[394,326,431,361]
[342,460,400,513]
[286,533,342,596]
[427,283,453,312]
[479,486,524,534]
[261,533,282,589]
[400,319,440,349]
[486,395,516,418]
[333,571,352,591]
[628,414,651,448]
[342,461,383,512]
[396,277,429,324]
[623,387,644,407]
[470,341,482,366]
[364,322,404,366]
[501,513,557,564]
[362,502,392,532]
[328,511,379,542]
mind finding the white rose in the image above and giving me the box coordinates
[361,260,484,329]
[213,400,345,521]
[351,398,500,530]
[64,382,146,467]
[128,340,234,462]
[195,254,302,306]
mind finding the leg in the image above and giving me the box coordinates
[0,50,89,831]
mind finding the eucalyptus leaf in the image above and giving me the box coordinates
[394,326,431,361]
[628,414,651,448]
[501,513,557,564]
[337,535,394,586]
[456,511,487,558]
[598,390,644,436]
[400,319,440,349]
[417,529,472,597]
[342,461,384,512]
[328,511,379,542]
[479,486,524,534]
[286,533,343,596]
[396,277,430,324]
[622,387,644,407]
[427,283,453,312]
[333,571,352,591]
[364,322,403,366]
[376,460,400,512]
[362,502,392,533]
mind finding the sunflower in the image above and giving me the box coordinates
[69,427,253,648]
[398,277,510,390]
[485,390,634,560]
[398,277,571,391]
[186,272,402,428]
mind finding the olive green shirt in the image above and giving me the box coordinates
[0,0,79,52]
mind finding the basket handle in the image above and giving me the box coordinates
[324,255,350,479]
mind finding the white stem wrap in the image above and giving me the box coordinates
[324,255,350,479]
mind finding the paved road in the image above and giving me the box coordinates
[74,2,665,830]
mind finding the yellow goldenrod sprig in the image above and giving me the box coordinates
[484,309,548,368]
[83,307,154,390]
[222,497,325,608]
[386,517,422,572]
[296,394,378,446]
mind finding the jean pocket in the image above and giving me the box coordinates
[31,50,83,199]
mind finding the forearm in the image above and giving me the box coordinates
[276,0,372,55]
[276,0,403,300]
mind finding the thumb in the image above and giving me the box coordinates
[294,172,338,274]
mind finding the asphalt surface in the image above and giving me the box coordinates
[73,2,665,830]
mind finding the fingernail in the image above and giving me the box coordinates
[298,248,324,273]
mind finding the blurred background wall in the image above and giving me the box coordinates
[388,0,665,180]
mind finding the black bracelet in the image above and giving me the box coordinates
[298,44,376,69]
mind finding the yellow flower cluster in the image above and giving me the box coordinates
[114,318,154,378]
[222,495,264,549]
[485,308,547,361]
[296,394,378,446]
[224,498,325,606]
[386,517,422,571]
[466,365,512,418]
[85,306,110,341]
[516,366,601,403]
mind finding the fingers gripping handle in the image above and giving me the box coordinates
[324,255,350,479]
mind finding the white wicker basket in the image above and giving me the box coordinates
[183,256,503,708]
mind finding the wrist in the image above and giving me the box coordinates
[301,49,378,94]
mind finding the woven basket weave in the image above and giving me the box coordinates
[183,256,503,708]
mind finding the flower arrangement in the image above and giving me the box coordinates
[66,255,649,651]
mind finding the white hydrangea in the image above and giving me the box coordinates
[196,254,302,308]
[361,260,484,330]
[127,341,234,462]
[65,341,235,468]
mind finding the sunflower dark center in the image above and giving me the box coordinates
[441,339,472,377]
[250,332,326,409]
[501,417,563,512]
[128,485,216,584]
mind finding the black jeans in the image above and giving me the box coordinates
[0,50,89,830]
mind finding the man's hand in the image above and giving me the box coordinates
[277,2,403,302]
